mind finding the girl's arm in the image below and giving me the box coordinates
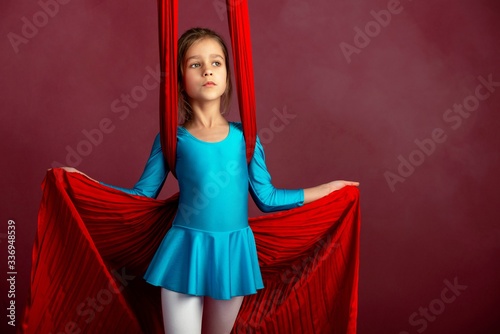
[248,136,358,212]
[248,136,304,213]
[303,180,359,204]
[62,133,169,199]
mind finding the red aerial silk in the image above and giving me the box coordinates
[20,0,360,332]
[157,0,178,175]
[159,0,257,174]
[20,170,360,333]
[225,0,257,163]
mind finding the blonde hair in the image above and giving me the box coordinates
[178,27,232,123]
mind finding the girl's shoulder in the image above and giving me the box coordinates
[229,121,243,133]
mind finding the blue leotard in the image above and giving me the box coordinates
[103,122,304,299]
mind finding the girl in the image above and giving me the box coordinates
[64,27,358,334]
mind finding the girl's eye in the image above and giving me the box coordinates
[188,61,222,68]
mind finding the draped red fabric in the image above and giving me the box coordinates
[225,0,257,162]
[20,169,360,333]
[157,0,178,176]
[158,0,257,172]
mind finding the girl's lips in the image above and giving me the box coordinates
[203,81,216,86]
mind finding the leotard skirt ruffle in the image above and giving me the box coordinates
[144,225,264,300]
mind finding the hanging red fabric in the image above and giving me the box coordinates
[157,0,178,176]
[158,0,257,174]
[225,0,257,163]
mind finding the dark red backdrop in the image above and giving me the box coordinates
[1,0,499,333]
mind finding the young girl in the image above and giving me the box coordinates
[64,27,358,334]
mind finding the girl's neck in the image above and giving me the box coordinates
[187,100,227,129]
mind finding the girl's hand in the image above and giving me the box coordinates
[58,167,80,174]
[326,180,360,192]
[303,180,359,204]
[56,167,99,183]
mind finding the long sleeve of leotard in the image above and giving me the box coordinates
[100,133,169,199]
[248,136,304,213]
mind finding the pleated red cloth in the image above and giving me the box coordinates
[20,169,360,333]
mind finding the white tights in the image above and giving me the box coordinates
[161,288,244,334]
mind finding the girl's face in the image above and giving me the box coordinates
[183,37,227,106]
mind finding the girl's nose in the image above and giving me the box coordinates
[204,71,213,76]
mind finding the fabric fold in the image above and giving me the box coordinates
[20,169,359,333]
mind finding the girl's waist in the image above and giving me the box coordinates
[172,213,249,232]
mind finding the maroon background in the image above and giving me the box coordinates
[1,0,499,333]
